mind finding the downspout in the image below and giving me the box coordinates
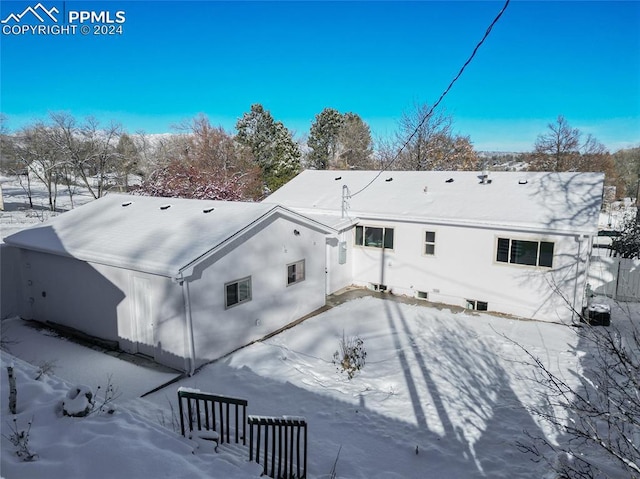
[571,235,584,322]
[179,273,197,376]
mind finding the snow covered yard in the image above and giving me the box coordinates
[0,175,95,240]
[2,294,621,479]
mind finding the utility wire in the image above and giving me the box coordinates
[349,0,511,198]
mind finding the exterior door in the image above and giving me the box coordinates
[132,276,155,357]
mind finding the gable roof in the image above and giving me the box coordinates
[264,170,605,235]
[3,194,332,278]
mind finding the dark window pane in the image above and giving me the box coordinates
[287,264,296,284]
[226,283,238,307]
[477,301,488,311]
[511,240,538,266]
[425,244,435,255]
[364,227,383,248]
[539,242,554,267]
[425,231,436,243]
[496,238,509,263]
[355,226,363,246]
[383,228,394,249]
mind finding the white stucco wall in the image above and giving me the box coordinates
[348,219,590,323]
[186,215,328,367]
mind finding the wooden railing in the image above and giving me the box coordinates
[248,415,308,479]
[177,388,248,446]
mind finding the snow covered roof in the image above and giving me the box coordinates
[3,194,332,278]
[264,170,605,234]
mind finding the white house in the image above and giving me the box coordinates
[3,194,333,373]
[265,170,605,323]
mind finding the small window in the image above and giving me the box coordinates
[416,291,428,300]
[424,231,436,255]
[354,225,394,249]
[225,277,251,308]
[287,260,305,285]
[466,299,488,311]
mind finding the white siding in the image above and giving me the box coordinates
[349,220,590,322]
[186,215,328,367]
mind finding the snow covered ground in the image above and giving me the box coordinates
[1,175,637,478]
[3,294,636,479]
[0,175,98,240]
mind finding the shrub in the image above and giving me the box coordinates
[333,332,367,380]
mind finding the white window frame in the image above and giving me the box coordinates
[495,237,554,268]
[225,276,252,309]
[466,299,488,311]
[287,260,305,286]
[354,225,394,250]
[423,230,436,256]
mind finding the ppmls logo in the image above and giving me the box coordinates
[1,2,59,23]
[1,2,126,36]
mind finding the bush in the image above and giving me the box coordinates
[333,332,367,380]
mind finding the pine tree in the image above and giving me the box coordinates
[307,108,344,169]
[236,104,300,193]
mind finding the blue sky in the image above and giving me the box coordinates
[1,0,639,152]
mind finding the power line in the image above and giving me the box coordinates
[349,0,511,198]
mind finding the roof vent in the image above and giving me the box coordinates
[385,177,393,182]
[203,207,215,213]
[160,204,172,210]
[479,173,491,185]
[445,178,454,183]
[121,201,133,207]
[518,179,528,185]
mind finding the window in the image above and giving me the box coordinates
[466,299,488,311]
[496,238,554,268]
[424,231,436,255]
[287,260,305,285]
[355,225,394,249]
[225,277,251,308]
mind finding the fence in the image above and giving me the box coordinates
[176,389,308,478]
[177,388,248,446]
[248,415,308,479]
[588,255,640,302]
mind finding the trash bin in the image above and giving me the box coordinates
[586,303,611,326]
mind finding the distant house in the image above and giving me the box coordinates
[3,194,332,372]
[265,170,605,323]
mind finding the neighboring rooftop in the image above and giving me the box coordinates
[264,170,605,234]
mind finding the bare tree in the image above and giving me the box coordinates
[531,115,581,172]
[613,147,640,198]
[395,102,478,171]
[49,112,122,199]
[512,300,640,478]
[12,123,62,211]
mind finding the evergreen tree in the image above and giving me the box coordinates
[307,108,344,169]
[337,113,373,169]
[236,104,300,193]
